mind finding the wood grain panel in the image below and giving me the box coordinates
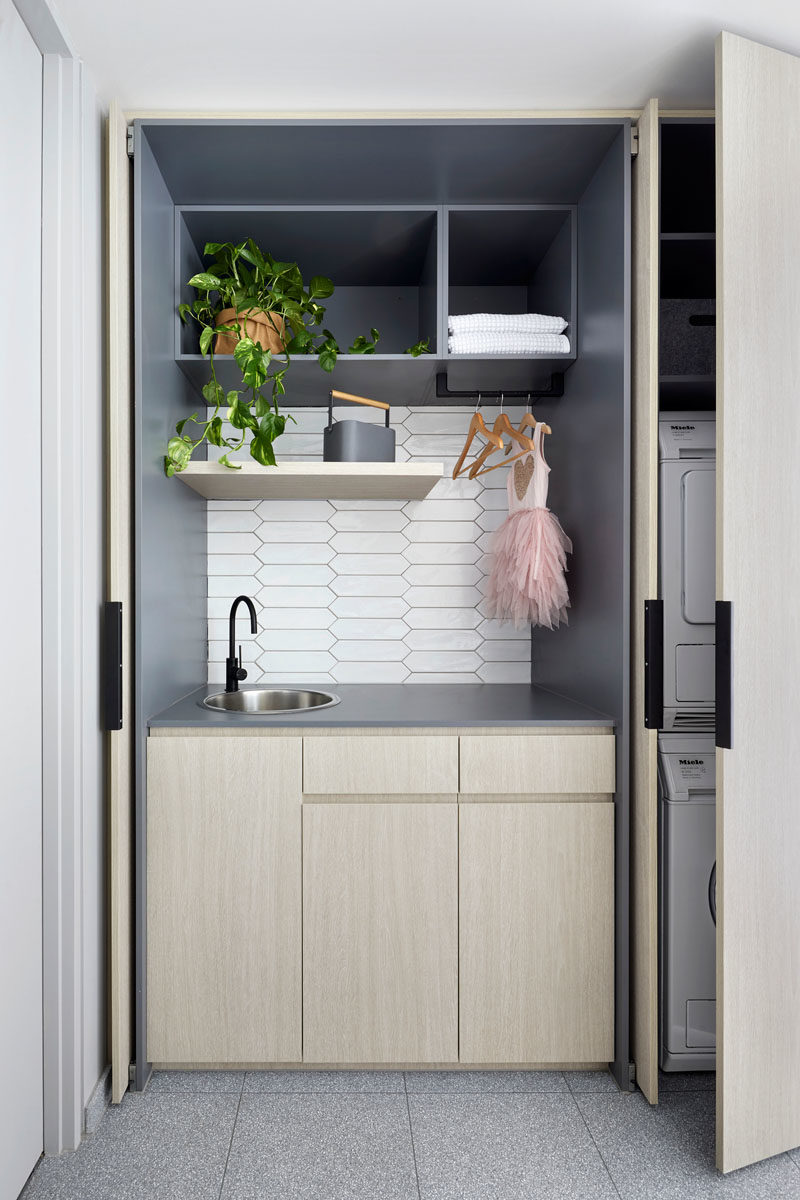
[303,735,458,794]
[303,793,457,804]
[459,792,612,805]
[459,734,614,794]
[716,31,800,1173]
[630,96,660,1106]
[175,461,442,500]
[149,725,613,738]
[460,803,614,1063]
[303,803,458,1063]
[147,737,302,1063]
[107,101,134,1104]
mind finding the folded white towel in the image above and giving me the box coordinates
[448,332,571,355]
[448,312,568,335]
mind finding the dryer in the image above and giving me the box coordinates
[658,414,716,731]
[658,734,716,1071]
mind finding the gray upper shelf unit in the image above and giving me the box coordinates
[136,116,629,406]
[175,203,576,404]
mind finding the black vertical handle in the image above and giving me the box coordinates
[715,601,732,749]
[644,600,664,729]
[103,601,123,731]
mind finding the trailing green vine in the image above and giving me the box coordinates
[165,238,431,475]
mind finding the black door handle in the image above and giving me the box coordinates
[103,601,123,731]
[715,601,732,748]
[644,599,664,729]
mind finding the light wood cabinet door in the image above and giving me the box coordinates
[630,96,660,1106]
[303,802,458,1064]
[460,802,614,1064]
[716,31,800,1174]
[108,100,134,1103]
[147,737,302,1063]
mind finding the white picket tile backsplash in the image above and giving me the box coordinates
[330,618,409,640]
[330,576,409,596]
[330,532,409,554]
[331,553,407,575]
[255,542,335,565]
[403,543,482,565]
[404,608,484,630]
[403,564,481,587]
[255,564,334,587]
[205,405,535,684]
[329,510,408,531]
[330,596,409,619]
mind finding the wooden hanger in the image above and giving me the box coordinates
[504,397,552,454]
[452,395,504,479]
[468,396,536,478]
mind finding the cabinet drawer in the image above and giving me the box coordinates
[303,735,458,795]
[459,734,615,795]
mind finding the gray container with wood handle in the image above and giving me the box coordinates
[323,389,396,462]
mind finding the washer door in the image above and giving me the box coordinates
[661,794,716,1056]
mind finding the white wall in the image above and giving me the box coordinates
[14,0,109,1147]
[0,1,44,1190]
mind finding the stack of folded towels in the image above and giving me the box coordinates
[448,312,570,355]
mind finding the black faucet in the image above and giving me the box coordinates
[226,595,258,693]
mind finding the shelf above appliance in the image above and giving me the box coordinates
[173,461,444,501]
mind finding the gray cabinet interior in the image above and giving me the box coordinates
[132,117,632,1089]
[658,120,716,410]
[177,206,440,356]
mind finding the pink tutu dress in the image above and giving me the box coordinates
[485,422,572,630]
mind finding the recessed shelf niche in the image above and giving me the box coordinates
[177,206,439,357]
[658,120,717,411]
[660,122,715,234]
[446,206,575,392]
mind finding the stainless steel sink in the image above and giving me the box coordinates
[202,687,341,715]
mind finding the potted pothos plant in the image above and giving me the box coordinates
[165,238,430,475]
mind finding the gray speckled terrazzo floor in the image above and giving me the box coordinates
[19,1070,800,1200]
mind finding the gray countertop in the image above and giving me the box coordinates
[148,684,614,729]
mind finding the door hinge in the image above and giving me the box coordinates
[126,126,134,158]
[128,1062,136,1083]
[630,126,639,158]
[628,1061,637,1087]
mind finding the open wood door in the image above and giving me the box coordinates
[107,101,134,1103]
[716,31,800,1172]
[630,98,660,1106]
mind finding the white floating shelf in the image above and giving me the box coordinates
[174,461,444,501]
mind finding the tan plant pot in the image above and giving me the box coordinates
[213,307,286,355]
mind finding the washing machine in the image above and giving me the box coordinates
[658,733,716,1071]
[658,414,716,731]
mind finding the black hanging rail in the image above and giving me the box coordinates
[435,371,565,401]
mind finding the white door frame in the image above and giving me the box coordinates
[14,0,93,1155]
